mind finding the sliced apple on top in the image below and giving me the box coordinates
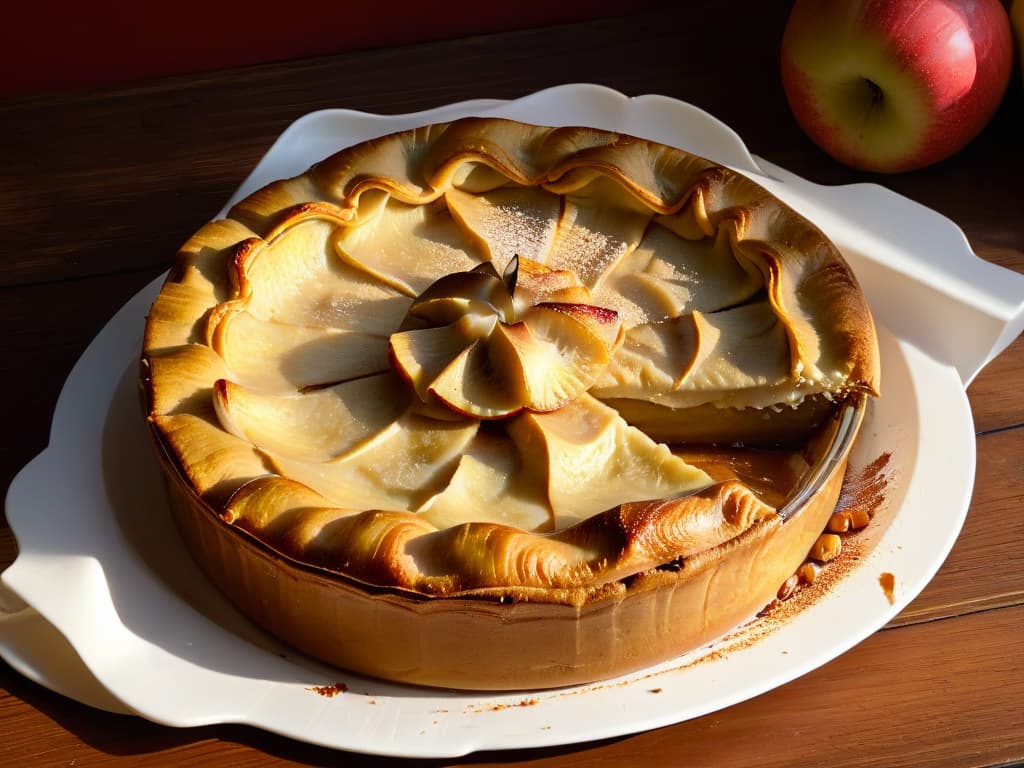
[428,339,529,419]
[268,410,479,512]
[444,185,562,272]
[335,196,486,297]
[207,303,390,393]
[493,303,621,412]
[389,315,501,403]
[533,301,624,351]
[212,372,409,463]
[387,258,624,418]
[511,257,591,314]
[507,394,711,528]
[414,430,553,532]
[593,301,793,409]
[235,211,411,335]
[545,179,652,290]
[593,314,702,395]
[399,262,514,331]
[389,302,621,418]
[588,218,763,328]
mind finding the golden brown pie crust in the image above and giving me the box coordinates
[140,117,878,689]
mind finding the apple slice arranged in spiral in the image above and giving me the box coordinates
[389,257,623,418]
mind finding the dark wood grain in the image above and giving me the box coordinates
[0,267,165,499]
[0,2,798,288]
[0,530,13,573]
[889,426,1024,625]
[0,3,1021,766]
[2,606,1021,768]
[459,607,1024,768]
[969,334,1024,434]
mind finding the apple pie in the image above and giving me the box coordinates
[140,117,879,689]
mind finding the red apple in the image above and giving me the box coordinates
[1012,0,1024,83]
[780,0,1014,173]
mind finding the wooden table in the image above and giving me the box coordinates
[2,5,1022,766]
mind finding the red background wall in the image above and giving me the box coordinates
[3,2,658,99]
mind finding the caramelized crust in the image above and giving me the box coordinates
[219,476,775,597]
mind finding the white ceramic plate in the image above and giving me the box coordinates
[1,85,1007,757]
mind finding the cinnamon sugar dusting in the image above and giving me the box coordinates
[753,452,893,625]
[486,698,541,712]
[465,452,896,713]
[833,452,891,523]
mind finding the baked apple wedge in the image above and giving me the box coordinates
[388,259,623,418]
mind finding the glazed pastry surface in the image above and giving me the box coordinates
[141,117,879,600]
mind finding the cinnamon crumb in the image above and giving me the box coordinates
[307,682,348,697]
[833,452,892,521]
[486,697,540,712]
[879,572,895,605]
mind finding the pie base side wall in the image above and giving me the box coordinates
[155,435,849,691]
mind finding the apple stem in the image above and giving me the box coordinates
[503,254,520,296]
[863,78,884,109]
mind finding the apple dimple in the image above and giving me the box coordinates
[861,78,883,109]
